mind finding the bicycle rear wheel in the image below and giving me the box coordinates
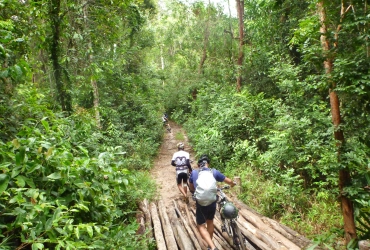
[166,124,171,132]
[231,222,246,250]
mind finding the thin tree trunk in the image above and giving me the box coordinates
[83,2,101,129]
[317,1,357,244]
[227,0,234,63]
[198,0,211,75]
[235,0,244,91]
[50,0,71,112]
[91,78,101,128]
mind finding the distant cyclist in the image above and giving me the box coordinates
[171,142,193,203]
[162,113,171,132]
[162,113,169,124]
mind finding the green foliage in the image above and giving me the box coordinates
[185,84,275,168]
[0,82,158,248]
[1,0,165,248]
[2,0,370,248]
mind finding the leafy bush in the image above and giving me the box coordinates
[0,83,158,249]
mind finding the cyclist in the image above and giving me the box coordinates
[189,154,235,250]
[162,113,171,132]
[162,113,169,124]
[171,142,193,203]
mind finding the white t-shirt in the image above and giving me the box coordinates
[172,150,190,175]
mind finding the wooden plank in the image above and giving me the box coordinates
[173,200,202,250]
[169,208,194,250]
[139,199,153,240]
[150,202,167,250]
[183,204,208,249]
[238,208,300,250]
[158,201,178,250]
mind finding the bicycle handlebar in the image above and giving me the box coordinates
[217,185,230,191]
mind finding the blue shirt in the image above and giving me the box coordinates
[189,167,226,189]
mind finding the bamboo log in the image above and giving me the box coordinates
[215,214,259,250]
[158,202,178,250]
[237,216,277,250]
[136,211,145,235]
[238,208,301,250]
[229,196,312,249]
[262,217,311,248]
[169,209,194,250]
[213,215,237,249]
[212,233,224,250]
[173,200,202,250]
[149,202,167,250]
[229,197,263,218]
[213,231,232,250]
[277,220,313,247]
[139,199,153,240]
[177,201,190,225]
[359,240,370,250]
[238,225,270,250]
[183,204,208,249]
[191,206,233,250]
[135,211,148,250]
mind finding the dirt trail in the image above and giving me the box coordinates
[148,122,314,250]
[151,121,196,209]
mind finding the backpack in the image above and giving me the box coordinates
[194,168,217,206]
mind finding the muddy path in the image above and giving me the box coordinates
[151,121,196,209]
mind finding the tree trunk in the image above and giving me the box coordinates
[49,0,71,112]
[91,78,101,128]
[317,1,357,244]
[198,1,210,75]
[83,2,101,129]
[226,0,235,64]
[235,0,244,91]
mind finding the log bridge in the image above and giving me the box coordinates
[137,195,317,250]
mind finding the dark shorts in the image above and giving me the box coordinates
[176,172,188,185]
[196,201,217,225]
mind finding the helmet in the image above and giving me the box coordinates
[198,154,210,164]
[177,142,184,150]
[221,202,238,219]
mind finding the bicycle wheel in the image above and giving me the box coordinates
[231,222,246,250]
[222,217,233,238]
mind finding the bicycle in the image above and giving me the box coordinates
[163,121,171,133]
[217,186,247,250]
[165,122,171,133]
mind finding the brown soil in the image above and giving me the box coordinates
[151,121,196,209]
